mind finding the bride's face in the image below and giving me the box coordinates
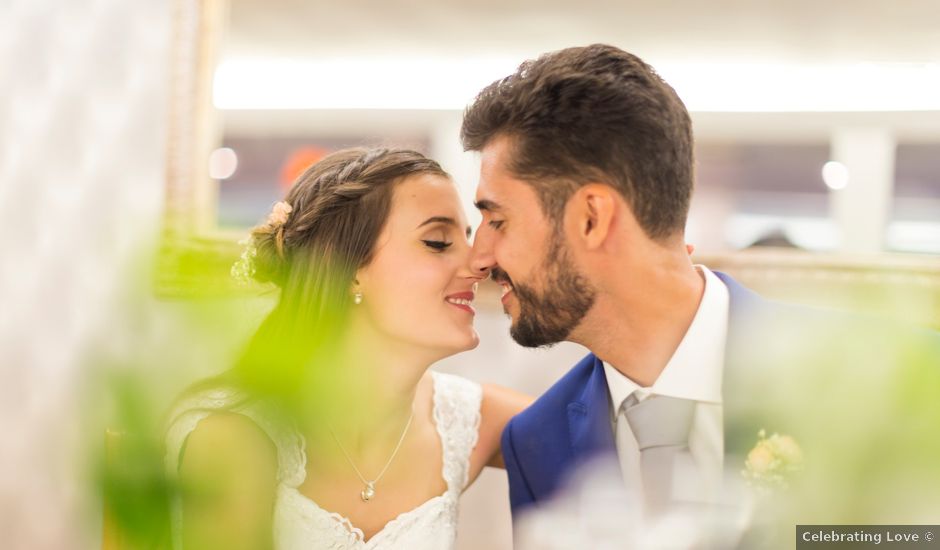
[352,173,481,355]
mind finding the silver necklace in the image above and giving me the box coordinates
[328,408,415,502]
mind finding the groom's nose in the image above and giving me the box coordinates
[469,227,495,278]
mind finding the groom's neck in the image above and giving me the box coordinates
[573,254,705,387]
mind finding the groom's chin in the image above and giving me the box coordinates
[510,320,562,350]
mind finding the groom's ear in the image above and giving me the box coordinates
[569,183,616,251]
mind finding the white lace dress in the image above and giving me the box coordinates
[165,372,482,550]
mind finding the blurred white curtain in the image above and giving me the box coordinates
[0,0,170,548]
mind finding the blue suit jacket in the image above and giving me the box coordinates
[500,272,940,517]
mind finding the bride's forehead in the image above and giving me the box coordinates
[390,175,464,220]
[394,172,457,197]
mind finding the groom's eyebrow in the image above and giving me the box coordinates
[474,199,501,212]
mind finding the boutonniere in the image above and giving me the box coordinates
[742,429,804,493]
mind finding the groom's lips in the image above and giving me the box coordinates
[498,282,514,305]
[490,268,515,305]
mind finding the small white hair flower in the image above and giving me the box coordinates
[230,201,293,285]
[230,236,256,285]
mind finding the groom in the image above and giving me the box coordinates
[462,44,940,531]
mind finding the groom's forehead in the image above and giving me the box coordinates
[474,178,537,212]
[475,170,521,205]
[480,174,544,206]
[478,134,520,187]
[475,136,548,213]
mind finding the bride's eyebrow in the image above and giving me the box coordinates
[416,216,458,229]
[416,216,471,238]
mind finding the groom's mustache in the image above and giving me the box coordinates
[490,267,513,287]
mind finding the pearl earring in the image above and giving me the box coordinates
[353,292,363,305]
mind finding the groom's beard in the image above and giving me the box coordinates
[496,239,596,349]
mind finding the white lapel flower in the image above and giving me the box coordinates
[742,429,804,493]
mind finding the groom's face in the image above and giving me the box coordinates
[470,136,596,348]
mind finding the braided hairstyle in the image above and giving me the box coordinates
[234,147,450,407]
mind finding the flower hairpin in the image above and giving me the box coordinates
[230,201,293,285]
[267,201,293,227]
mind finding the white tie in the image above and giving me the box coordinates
[623,393,696,515]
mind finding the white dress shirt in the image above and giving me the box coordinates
[603,265,730,504]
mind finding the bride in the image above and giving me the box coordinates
[165,148,531,549]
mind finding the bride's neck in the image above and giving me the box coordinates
[305,329,431,449]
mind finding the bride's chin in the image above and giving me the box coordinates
[448,331,480,353]
[464,331,481,350]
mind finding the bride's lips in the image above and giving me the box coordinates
[445,291,476,315]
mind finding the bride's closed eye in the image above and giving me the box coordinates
[422,239,453,251]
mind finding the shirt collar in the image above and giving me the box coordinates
[604,265,729,409]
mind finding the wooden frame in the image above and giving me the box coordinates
[157,0,243,297]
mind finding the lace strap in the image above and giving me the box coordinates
[430,372,482,494]
[164,387,307,488]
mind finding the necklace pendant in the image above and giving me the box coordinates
[360,482,375,502]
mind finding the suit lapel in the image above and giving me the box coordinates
[567,355,617,460]
[714,271,768,463]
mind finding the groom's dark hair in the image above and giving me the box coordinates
[461,44,693,240]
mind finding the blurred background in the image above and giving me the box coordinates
[1,0,938,548]
[211,0,940,256]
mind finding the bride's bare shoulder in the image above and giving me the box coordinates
[176,413,279,549]
[179,412,278,480]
